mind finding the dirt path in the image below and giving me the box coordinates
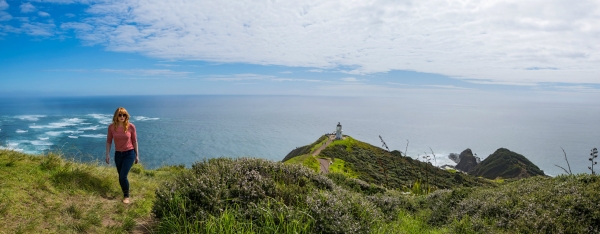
[312,135,335,156]
[313,135,335,174]
[317,158,330,174]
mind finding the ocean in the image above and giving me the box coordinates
[1,94,598,176]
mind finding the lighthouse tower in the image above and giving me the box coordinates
[335,122,343,140]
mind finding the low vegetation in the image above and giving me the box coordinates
[3,135,600,233]
[469,148,546,179]
[317,136,492,191]
[0,149,184,233]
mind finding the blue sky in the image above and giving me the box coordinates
[1,0,599,97]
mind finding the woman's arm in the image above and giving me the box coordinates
[134,142,139,164]
[105,142,111,164]
[106,125,112,164]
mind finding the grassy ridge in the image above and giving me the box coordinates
[0,149,184,233]
[470,148,546,179]
[281,135,328,162]
[318,136,492,190]
[3,143,600,233]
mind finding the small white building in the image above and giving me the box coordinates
[335,122,343,140]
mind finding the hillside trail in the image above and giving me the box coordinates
[313,135,335,174]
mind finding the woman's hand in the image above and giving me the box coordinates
[135,155,139,164]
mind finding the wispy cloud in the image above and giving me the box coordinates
[38,11,50,17]
[45,68,192,77]
[386,82,409,86]
[525,67,559,71]
[20,3,36,13]
[206,73,325,83]
[341,77,359,82]
[421,85,473,90]
[205,74,272,81]
[552,85,600,93]
[0,0,8,11]
[7,0,600,86]
[0,12,11,22]
[461,79,539,86]
[98,69,192,76]
[21,22,55,36]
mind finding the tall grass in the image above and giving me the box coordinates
[0,149,184,233]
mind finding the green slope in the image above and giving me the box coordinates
[470,148,546,179]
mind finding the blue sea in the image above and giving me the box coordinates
[1,94,599,176]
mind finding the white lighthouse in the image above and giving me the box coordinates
[335,122,343,140]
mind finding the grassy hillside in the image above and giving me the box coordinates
[3,143,600,233]
[470,148,546,179]
[0,149,184,233]
[282,135,329,162]
[316,136,492,191]
[152,157,600,233]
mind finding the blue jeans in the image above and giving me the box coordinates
[115,149,135,198]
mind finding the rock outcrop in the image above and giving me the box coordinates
[455,148,479,172]
[469,148,545,179]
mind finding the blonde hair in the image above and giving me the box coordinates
[112,107,130,132]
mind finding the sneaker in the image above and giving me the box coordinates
[123,198,131,204]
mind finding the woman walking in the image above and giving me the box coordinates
[105,107,139,204]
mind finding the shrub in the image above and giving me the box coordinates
[153,158,335,231]
[326,172,386,195]
[307,188,382,234]
[420,174,600,233]
[367,191,419,220]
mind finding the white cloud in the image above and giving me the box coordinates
[60,22,93,31]
[386,82,408,86]
[553,85,600,93]
[206,74,272,81]
[22,22,55,36]
[98,69,192,76]
[14,0,600,86]
[341,77,359,82]
[206,73,325,83]
[38,11,50,17]
[0,0,8,11]
[45,68,192,77]
[421,85,473,90]
[0,11,11,21]
[0,0,10,23]
[20,2,36,13]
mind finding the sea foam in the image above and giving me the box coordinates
[81,134,105,138]
[16,115,46,121]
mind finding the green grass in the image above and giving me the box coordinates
[4,144,600,234]
[283,154,320,173]
[372,210,448,234]
[327,158,358,178]
[308,136,330,153]
[0,149,184,233]
[327,136,358,152]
